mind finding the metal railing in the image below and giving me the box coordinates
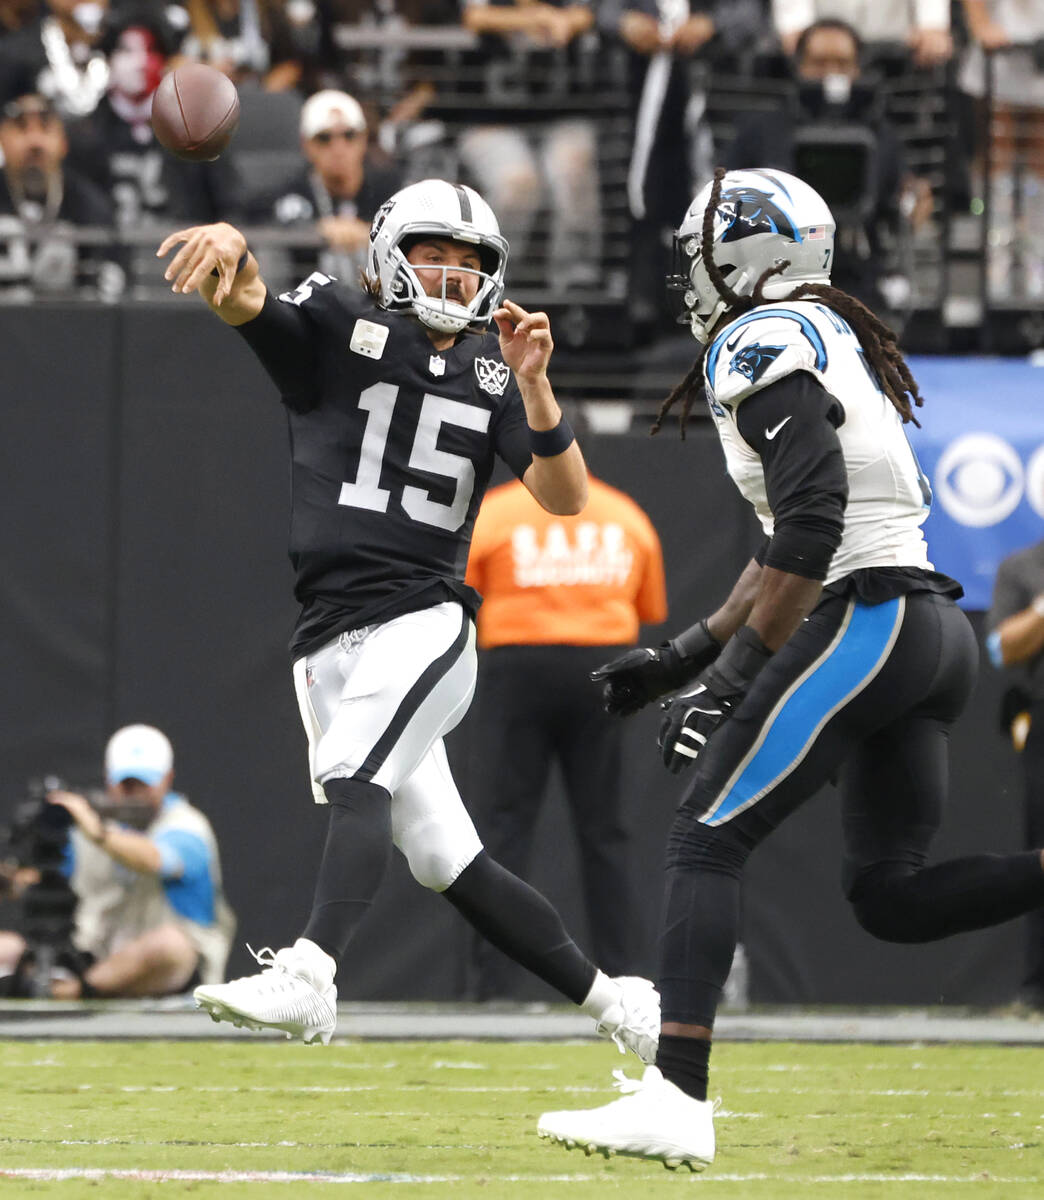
[1,32,1042,402]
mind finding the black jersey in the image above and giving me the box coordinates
[236,272,534,657]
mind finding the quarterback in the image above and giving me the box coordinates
[537,168,1044,1169]
[156,179,658,1059]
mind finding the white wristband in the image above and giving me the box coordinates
[1031,595,1044,618]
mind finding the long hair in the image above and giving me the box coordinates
[651,168,924,439]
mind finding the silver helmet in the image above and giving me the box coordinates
[669,168,836,343]
[368,179,509,335]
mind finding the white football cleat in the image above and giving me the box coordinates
[538,1065,716,1171]
[194,939,337,1045]
[592,975,660,1065]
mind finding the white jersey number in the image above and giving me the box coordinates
[338,382,492,532]
[279,271,334,307]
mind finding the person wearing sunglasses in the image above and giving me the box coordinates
[248,88,403,285]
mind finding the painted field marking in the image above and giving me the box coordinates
[58,1082,1044,1099]
[3,1168,1044,1185]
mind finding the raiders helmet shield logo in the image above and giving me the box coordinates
[475,356,510,396]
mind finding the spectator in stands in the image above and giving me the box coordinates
[66,9,242,239]
[600,1,731,337]
[0,0,40,39]
[458,0,602,290]
[246,87,402,283]
[725,17,928,317]
[772,0,952,68]
[0,0,110,118]
[179,0,302,92]
[0,725,236,999]
[345,0,468,177]
[958,0,1044,299]
[463,475,668,995]
[0,88,123,299]
[987,538,1044,1009]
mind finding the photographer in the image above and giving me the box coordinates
[0,725,235,999]
[725,18,931,317]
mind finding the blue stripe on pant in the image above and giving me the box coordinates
[704,597,904,826]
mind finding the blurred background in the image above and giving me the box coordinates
[0,0,1042,1010]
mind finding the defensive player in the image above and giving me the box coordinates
[537,168,1044,1169]
[155,179,658,1060]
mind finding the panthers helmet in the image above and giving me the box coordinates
[368,179,509,335]
[670,168,836,343]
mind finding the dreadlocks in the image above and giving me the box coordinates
[651,167,924,439]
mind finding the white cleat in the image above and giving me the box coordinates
[537,1065,716,1172]
[193,939,337,1045]
[594,976,660,1065]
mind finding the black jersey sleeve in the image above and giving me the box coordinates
[736,371,848,581]
[234,289,320,412]
[490,372,533,480]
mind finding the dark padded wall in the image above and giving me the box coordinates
[0,307,117,789]
[0,305,1027,1003]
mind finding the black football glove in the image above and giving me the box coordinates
[591,620,722,717]
[659,626,773,774]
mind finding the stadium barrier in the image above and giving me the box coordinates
[0,303,1027,1006]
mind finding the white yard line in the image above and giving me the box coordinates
[58,1081,1044,1099]
[2,1168,1043,1185]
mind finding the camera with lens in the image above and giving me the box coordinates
[0,776,84,997]
[5,776,75,871]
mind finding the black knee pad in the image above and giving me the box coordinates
[848,864,922,943]
[665,812,751,875]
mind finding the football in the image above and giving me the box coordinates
[150,64,240,163]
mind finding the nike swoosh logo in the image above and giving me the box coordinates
[725,332,743,350]
[764,416,792,440]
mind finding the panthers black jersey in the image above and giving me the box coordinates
[236,272,534,657]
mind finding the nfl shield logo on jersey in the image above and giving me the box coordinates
[428,354,446,377]
[475,356,510,396]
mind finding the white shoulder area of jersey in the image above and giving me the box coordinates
[705,301,834,407]
[277,269,337,309]
[276,270,380,323]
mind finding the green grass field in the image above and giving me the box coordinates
[1,1039,1042,1198]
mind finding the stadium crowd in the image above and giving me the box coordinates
[0,0,1037,338]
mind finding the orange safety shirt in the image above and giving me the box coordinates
[466,476,668,648]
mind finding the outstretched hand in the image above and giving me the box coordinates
[157,222,246,306]
[592,646,681,717]
[494,299,553,383]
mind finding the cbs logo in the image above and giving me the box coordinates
[934,433,1044,527]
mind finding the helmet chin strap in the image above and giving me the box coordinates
[415,301,472,335]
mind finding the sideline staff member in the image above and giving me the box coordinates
[465,474,667,993]
[987,536,1044,1008]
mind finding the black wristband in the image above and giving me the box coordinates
[708,625,774,696]
[528,416,575,457]
[670,619,722,666]
[211,249,249,279]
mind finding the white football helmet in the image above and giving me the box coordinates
[670,168,836,343]
[368,179,508,335]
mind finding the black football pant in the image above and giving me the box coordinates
[1021,702,1044,998]
[659,590,1044,1029]
[469,643,641,994]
